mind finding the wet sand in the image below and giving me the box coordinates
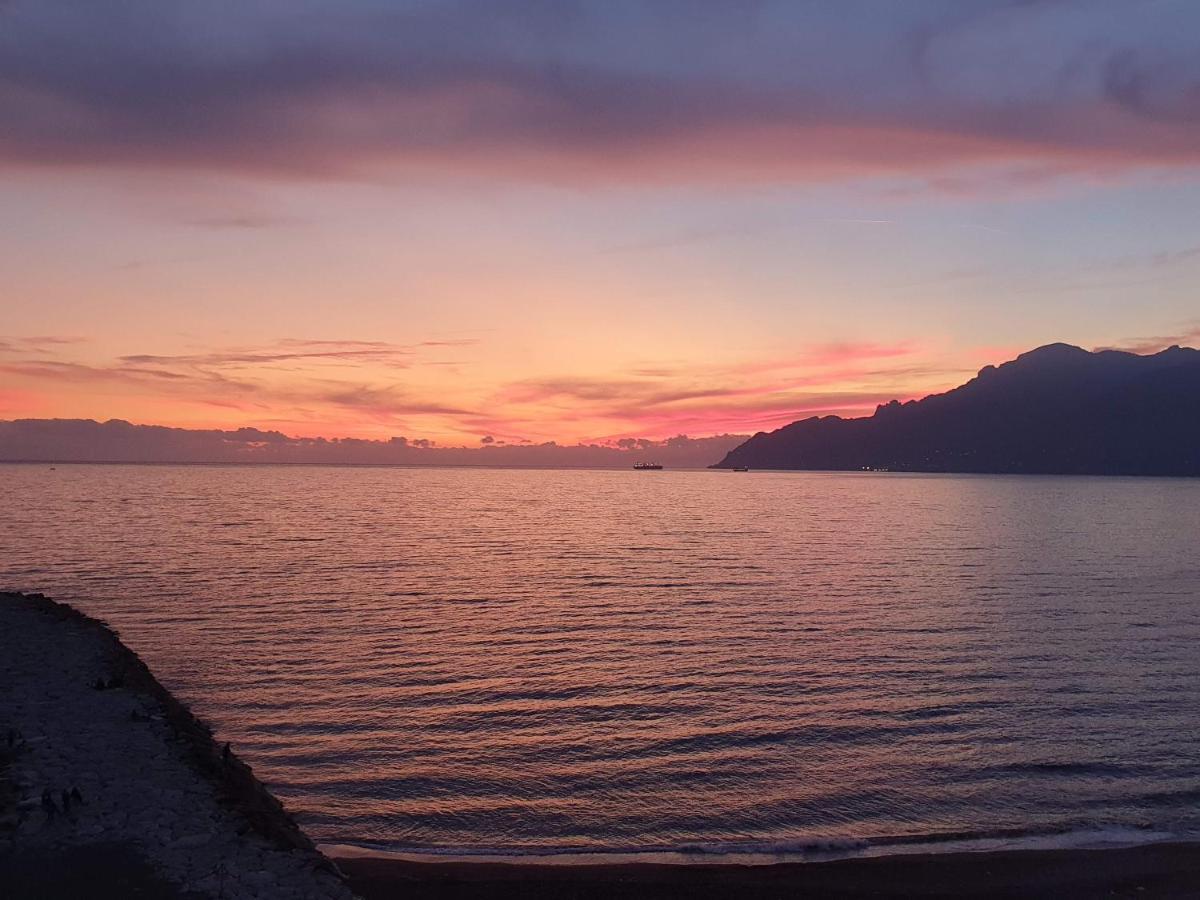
[336,841,1200,898]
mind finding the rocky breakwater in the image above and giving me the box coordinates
[0,590,358,899]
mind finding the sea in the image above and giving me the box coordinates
[3,463,1199,864]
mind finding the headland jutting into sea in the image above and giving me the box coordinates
[4,589,1200,898]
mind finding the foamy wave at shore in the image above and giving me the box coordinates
[322,824,1186,868]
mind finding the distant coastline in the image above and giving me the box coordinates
[0,420,744,470]
[715,343,1200,476]
[10,343,1200,478]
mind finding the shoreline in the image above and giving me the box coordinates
[333,842,1200,898]
[319,823,1186,868]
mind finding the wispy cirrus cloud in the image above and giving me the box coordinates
[1098,323,1200,355]
[0,332,1065,443]
[1109,244,1200,271]
[0,335,483,434]
[799,340,919,368]
[116,338,444,369]
[0,335,87,354]
[313,384,472,421]
[1148,246,1200,268]
[2,330,949,441]
[479,339,967,441]
[0,360,190,383]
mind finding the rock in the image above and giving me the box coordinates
[170,832,213,850]
[0,592,358,900]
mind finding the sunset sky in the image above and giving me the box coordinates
[3,1,1200,445]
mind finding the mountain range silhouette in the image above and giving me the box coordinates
[713,343,1200,476]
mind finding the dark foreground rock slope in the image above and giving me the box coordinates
[0,591,357,899]
[714,343,1200,475]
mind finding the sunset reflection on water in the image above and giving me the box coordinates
[3,464,1199,857]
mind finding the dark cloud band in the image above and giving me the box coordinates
[1,1,1198,181]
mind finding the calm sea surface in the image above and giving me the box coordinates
[3,464,1200,860]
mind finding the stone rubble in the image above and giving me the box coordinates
[0,591,359,899]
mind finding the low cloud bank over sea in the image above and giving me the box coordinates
[0,419,745,468]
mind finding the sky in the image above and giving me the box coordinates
[2,0,1200,447]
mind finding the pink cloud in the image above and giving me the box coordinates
[1097,324,1200,356]
[0,331,1031,444]
[480,340,965,442]
[799,340,920,368]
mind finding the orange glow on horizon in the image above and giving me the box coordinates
[0,334,1006,445]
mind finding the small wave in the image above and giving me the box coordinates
[674,837,870,856]
[988,761,1135,777]
[320,824,1185,868]
[1130,786,1200,808]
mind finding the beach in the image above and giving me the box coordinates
[0,590,357,899]
[335,843,1200,898]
